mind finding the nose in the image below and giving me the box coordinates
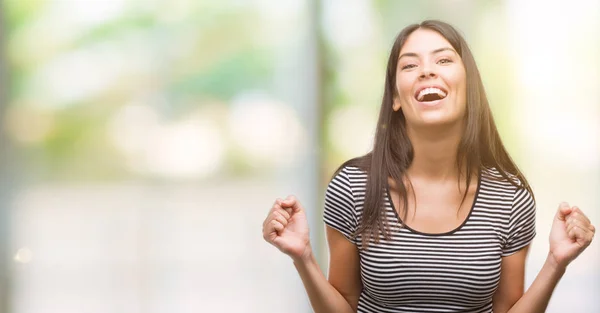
[419,66,436,79]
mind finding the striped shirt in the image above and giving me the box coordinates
[323,166,536,313]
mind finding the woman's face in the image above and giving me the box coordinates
[393,28,467,129]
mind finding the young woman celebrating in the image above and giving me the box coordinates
[262,20,595,313]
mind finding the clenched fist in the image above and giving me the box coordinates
[549,202,596,269]
[262,195,312,261]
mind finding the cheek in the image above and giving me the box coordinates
[448,72,467,100]
[396,76,414,99]
[454,80,466,100]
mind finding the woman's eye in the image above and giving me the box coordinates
[438,58,452,64]
[401,64,416,70]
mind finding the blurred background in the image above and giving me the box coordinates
[0,0,598,312]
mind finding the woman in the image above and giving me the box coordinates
[262,20,595,313]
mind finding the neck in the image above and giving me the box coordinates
[406,122,465,181]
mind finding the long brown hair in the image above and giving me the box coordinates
[335,20,532,248]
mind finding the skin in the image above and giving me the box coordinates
[262,29,596,313]
[393,29,467,130]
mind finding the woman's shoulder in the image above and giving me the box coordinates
[329,165,368,190]
[331,155,371,177]
[480,166,529,190]
[338,165,368,177]
[331,156,370,180]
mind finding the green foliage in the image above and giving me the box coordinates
[171,49,272,100]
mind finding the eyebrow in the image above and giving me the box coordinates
[398,47,456,60]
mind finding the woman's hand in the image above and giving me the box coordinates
[548,202,595,269]
[262,195,312,261]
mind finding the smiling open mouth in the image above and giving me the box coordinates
[415,87,447,102]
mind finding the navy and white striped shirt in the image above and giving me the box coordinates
[323,166,536,313]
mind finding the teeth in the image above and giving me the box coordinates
[417,87,447,101]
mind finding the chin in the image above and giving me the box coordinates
[415,113,462,129]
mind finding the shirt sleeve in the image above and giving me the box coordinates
[502,187,536,256]
[323,167,358,244]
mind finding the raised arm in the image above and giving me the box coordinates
[493,203,595,313]
[262,196,361,313]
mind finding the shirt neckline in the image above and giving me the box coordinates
[385,169,482,237]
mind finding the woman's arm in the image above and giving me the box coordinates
[504,253,566,313]
[492,247,529,313]
[293,226,362,313]
[263,196,361,313]
[492,247,565,313]
[493,203,595,313]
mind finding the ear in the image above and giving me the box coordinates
[392,96,401,112]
